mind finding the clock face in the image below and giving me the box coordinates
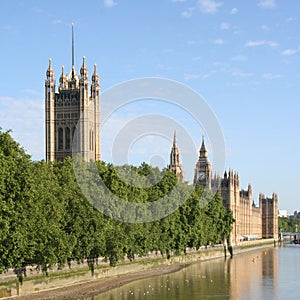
[199,172,206,180]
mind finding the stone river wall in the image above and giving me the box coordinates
[0,238,276,298]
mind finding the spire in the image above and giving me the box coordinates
[72,22,75,69]
[173,130,177,147]
[70,23,76,80]
[200,135,206,152]
[169,130,184,182]
[199,134,208,158]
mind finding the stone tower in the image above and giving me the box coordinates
[193,136,212,189]
[168,130,184,182]
[45,24,100,162]
[220,170,240,244]
[260,193,278,239]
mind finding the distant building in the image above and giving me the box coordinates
[45,24,100,162]
[293,210,300,219]
[169,135,279,245]
[278,210,288,218]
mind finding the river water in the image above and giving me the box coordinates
[87,245,299,300]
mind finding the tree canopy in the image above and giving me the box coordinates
[0,128,234,272]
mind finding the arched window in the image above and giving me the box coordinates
[91,129,94,151]
[58,128,63,150]
[65,127,70,150]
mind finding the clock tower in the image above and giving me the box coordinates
[193,136,211,189]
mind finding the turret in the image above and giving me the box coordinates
[79,56,89,105]
[45,58,55,162]
[92,64,100,88]
[168,130,184,182]
[46,58,55,85]
[91,63,101,161]
[59,65,68,90]
[80,56,88,81]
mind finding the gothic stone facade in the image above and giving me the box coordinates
[45,25,100,162]
[168,131,184,182]
[169,135,278,245]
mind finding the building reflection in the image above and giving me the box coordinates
[90,249,278,300]
[225,248,278,299]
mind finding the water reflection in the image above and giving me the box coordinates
[86,247,300,300]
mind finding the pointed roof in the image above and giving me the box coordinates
[200,135,206,152]
[92,64,99,81]
[80,56,88,78]
[199,135,208,159]
[173,130,177,147]
[72,22,75,69]
[46,58,54,78]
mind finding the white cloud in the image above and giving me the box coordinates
[184,73,210,80]
[281,49,297,56]
[267,41,278,47]
[257,0,276,9]
[213,38,225,45]
[245,40,278,47]
[198,0,223,13]
[103,0,117,7]
[181,7,195,18]
[245,40,265,47]
[230,7,238,14]
[220,22,230,30]
[232,55,247,61]
[52,19,62,25]
[232,70,254,78]
[263,73,282,79]
[0,96,44,160]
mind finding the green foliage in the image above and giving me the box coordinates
[278,217,300,232]
[0,128,234,273]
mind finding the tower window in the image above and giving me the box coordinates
[58,128,63,150]
[66,127,70,150]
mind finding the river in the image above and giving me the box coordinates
[86,245,299,300]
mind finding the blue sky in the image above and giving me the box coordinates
[0,0,299,214]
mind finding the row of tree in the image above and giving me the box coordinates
[0,128,234,275]
[278,217,300,233]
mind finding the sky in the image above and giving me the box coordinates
[0,0,299,214]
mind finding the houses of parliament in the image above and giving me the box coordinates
[169,132,278,244]
[45,25,278,245]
